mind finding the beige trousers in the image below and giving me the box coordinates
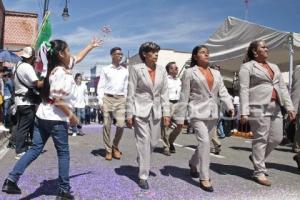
[134,110,161,180]
[293,114,300,151]
[161,102,182,149]
[189,119,218,180]
[102,95,125,153]
[249,101,283,177]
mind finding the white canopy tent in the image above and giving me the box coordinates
[204,16,300,89]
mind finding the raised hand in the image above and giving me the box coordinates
[90,37,104,48]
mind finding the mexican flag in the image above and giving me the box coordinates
[34,11,52,77]
[35,11,52,49]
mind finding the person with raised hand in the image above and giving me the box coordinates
[2,38,102,200]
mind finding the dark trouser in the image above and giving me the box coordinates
[85,106,91,124]
[8,118,71,192]
[15,105,36,154]
[3,98,12,128]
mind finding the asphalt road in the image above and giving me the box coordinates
[0,124,299,200]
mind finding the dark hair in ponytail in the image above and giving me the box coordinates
[243,40,262,63]
[190,45,208,67]
[41,39,69,100]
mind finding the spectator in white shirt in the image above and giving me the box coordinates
[97,47,128,161]
[161,62,182,156]
[71,73,88,136]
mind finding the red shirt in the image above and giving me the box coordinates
[199,67,214,91]
[262,63,278,101]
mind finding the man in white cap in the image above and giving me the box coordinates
[13,47,44,160]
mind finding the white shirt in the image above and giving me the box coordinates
[36,56,78,122]
[14,61,39,106]
[74,83,88,108]
[36,66,77,122]
[233,96,240,105]
[167,75,181,101]
[97,64,128,106]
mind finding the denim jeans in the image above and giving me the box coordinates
[3,98,12,128]
[71,107,85,133]
[8,118,71,192]
[217,119,225,138]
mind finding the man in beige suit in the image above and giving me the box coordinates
[291,65,300,168]
[239,40,295,186]
[126,42,170,190]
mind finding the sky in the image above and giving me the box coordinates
[3,0,300,75]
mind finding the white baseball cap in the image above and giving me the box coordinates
[20,47,34,58]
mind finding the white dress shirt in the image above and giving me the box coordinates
[97,64,128,106]
[167,75,181,101]
[74,83,88,108]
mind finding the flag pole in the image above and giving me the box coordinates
[33,11,51,48]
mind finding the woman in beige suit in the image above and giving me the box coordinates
[126,42,170,190]
[175,45,234,192]
[239,40,295,186]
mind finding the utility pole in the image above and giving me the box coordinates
[43,0,49,18]
[244,0,249,20]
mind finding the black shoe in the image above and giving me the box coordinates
[189,163,199,178]
[2,179,21,194]
[199,181,214,192]
[7,142,16,149]
[249,154,253,162]
[169,144,176,153]
[293,155,300,170]
[138,179,149,190]
[211,145,221,155]
[163,149,171,156]
[56,190,74,200]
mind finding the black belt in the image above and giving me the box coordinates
[15,93,26,97]
[169,100,178,104]
[105,93,124,98]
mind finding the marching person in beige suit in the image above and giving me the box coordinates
[126,42,170,190]
[97,47,128,161]
[291,65,300,169]
[174,45,234,192]
[239,40,295,186]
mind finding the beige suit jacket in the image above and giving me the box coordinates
[239,60,294,116]
[174,66,233,123]
[126,63,170,120]
[291,65,300,113]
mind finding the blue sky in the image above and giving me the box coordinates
[3,0,300,75]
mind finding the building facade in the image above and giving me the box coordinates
[3,10,38,51]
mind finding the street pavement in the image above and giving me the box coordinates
[0,124,299,200]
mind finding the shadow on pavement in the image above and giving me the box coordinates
[90,148,106,158]
[266,162,300,175]
[184,145,197,149]
[114,165,156,185]
[229,146,252,152]
[274,147,293,153]
[210,162,253,181]
[160,165,199,187]
[19,171,92,200]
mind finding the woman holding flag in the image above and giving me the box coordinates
[2,37,102,200]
